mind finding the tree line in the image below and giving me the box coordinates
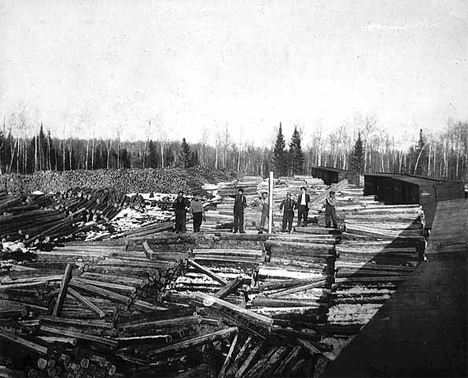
[0,117,467,181]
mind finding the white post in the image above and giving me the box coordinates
[268,171,274,234]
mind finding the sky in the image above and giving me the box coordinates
[0,0,467,147]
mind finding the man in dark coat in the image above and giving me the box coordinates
[297,186,311,227]
[233,188,247,233]
[280,192,297,233]
[173,191,190,233]
[325,190,338,228]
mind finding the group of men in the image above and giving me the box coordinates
[173,186,338,234]
[173,191,205,233]
[258,186,338,233]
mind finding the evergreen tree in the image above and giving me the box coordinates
[147,140,158,168]
[413,129,428,176]
[288,126,304,175]
[179,138,192,168]
[272,123,288,177]
[351,132,364,173]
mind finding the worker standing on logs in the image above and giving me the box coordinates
[173,191,190,233]
[279,192,297,233]
[258,191,272,234]
[325,190,338,228]
[189,195,205,232]
[296,186,311,227]
[233,188,247,233]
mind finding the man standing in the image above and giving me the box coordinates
[297,186,310,227]
[189,195,205,232]
[280,192,297,233]
[258,191,272,234]
[173,191,190,233]
[325,190,338,229]
[233,188,247,233]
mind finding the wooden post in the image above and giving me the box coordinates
[268,171,274,234]
[52,264,73,317]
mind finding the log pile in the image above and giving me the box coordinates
[0,167,235,196]
[0,188,128,247]
[322,194,424,355]
[0,170,428,376]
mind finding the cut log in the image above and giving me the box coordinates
[147,326,238,357]
[234,341,264,378]
[268,280,327,298]
[186,259,228,285]
[69,278,132,305]
[0,328,48,355]
[190,292,274,329]
[217,332,239,378]
[67,288,106,318]
[214,276,245,299]
[39,325,118,348]
[52,264,74,317]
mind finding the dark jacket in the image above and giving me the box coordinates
[174,197,190,212]
[234,194,247,211]
[280,198,297,213]
[297,193,311,210]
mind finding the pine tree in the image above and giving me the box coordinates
[288,126,304,175]
[179,138,192,168]
[351,132,364,173]
[413,129,428,176]
[272,123,288,177]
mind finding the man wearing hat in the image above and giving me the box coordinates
[189,195,205,232]
[258,191,274,234]
[279,192,297,233]
[325,190,338,228]
[233,187,247,233]
[297,186,311,227]
[173,191,190,233]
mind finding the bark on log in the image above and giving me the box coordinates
[52,264,73,317]
[67,288,106,318]
[214,276,245,299]
[234,341,264,378]
[39,325,118,348]
[147,326,238,357]
[186,259,228,285]
[69,278,132,305]
[217,332,239,378]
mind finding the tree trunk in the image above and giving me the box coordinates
[69,138,73,171]
[160,143,164,168]
[62,140,66,172]
[85,140,89,170]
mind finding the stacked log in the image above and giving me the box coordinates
[0,167,236,196]
[322,189,424,356]
[0,189,128,246]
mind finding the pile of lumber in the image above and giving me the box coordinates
[325,194,424,338]
[0,167,236,196]
[0,189,126,246]
[0,233,338,377]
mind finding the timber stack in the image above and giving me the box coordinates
[0,172,426,377]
